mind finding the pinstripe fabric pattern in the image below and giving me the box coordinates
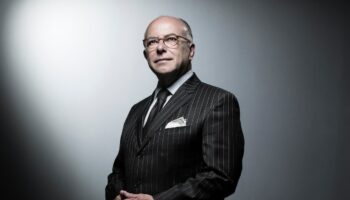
[106,74,244,200]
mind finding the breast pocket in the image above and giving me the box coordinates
[162,125,192,136]
[160,125,200,152]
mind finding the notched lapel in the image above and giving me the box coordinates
[127,95,153,147]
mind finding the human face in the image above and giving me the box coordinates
[143,17,195,78]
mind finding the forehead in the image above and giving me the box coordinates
[145,17,186,38]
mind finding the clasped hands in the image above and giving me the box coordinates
[114,190,154,200]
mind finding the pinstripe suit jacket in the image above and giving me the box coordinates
[106,74,244,200]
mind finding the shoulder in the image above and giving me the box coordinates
[198,82,234,95]
[194,82,241,121]
[130,95,151,112]
[123,95,152,122]
[196,81,239,105]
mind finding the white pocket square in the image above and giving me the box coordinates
[165,117,187,129]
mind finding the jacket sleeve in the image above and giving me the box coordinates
[105,143,125,200]
[153,92,245,200]
[105,105,137,200]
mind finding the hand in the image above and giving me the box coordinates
[120,190,154,200]
[114,195,122,200]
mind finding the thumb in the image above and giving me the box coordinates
[120,190,137,198]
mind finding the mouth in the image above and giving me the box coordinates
[154,58,172,63]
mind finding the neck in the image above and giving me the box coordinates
[157,68,190,88]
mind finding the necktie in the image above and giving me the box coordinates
[143,88,170,139]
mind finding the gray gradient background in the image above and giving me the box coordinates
[0,1,349,200]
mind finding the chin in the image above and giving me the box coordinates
[153,66,176,75]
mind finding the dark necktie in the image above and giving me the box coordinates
[143,88,170,139]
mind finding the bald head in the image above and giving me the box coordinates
[144,16,193,41]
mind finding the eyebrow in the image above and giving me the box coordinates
[145,33,179,39]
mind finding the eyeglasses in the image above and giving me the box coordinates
[143,34,191,50]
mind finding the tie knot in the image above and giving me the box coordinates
[157,88,170,101]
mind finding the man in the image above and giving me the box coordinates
[105,16,244,200]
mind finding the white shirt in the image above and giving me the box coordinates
[143,70,194,127]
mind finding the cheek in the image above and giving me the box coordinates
[179,48,190,59]
[147,52,155,59]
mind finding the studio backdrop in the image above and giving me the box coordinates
[1,1,348,200]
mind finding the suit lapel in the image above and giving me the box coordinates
[134,95,153,147]
[137,74,201,154]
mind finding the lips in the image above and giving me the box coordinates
[154,58,172,63]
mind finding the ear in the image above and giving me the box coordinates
[143,50,148,59]
[189,43,195,60]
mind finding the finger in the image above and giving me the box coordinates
[120,190,137,198]
[115,195,122,200]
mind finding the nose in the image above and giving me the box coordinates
[156,39,166,54]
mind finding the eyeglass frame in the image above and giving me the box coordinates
[143,34,192,50]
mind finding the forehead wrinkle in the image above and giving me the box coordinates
[144,16,189,39]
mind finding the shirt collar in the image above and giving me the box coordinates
[153,70,194,99]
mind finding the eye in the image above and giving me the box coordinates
[165,36,178,42]
[146,38,158,47]
[164,36,178,46]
